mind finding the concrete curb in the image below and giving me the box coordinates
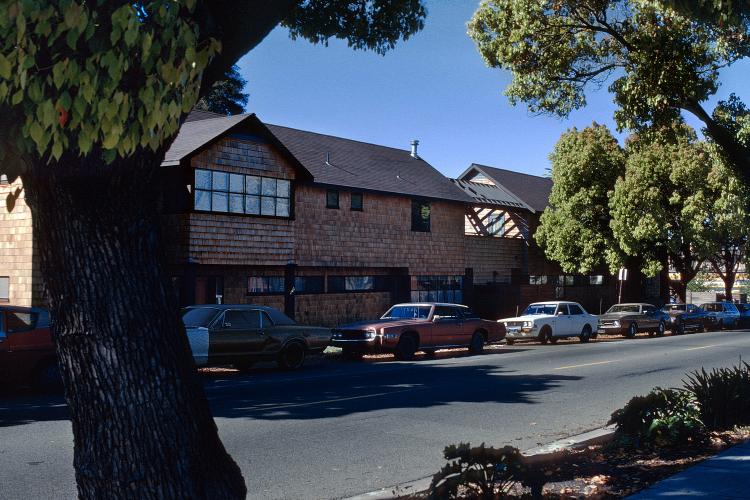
[342,425,617,499]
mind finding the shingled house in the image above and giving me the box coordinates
[0,112,616,324]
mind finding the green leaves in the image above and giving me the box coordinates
[0,0,220,164]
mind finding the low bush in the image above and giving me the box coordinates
[427,443,545,499]
[609,387,704,447]
[684,362,750,431]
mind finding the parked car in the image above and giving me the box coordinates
[700,302,741,330]
[499,301,598,345]
[0,306,61,391]
[661,303,713,334]
[330,303,505,360]
[737,303,750,328]
[597,303,669,338]
[182,305,331,370]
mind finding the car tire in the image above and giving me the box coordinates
[676,320,685,335]
[657,321,666,336]
[579,324,592,343]
[626,322,637,339]
[394,335,417,361]
[718,320,724,331]
[277,342,306,370]
[506,339,515,346]
[469,332,485,355]
[539,327,550,345]
[35,362,63,392]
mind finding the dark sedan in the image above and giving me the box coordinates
[662,303,714,334]
[598,303,669,338]
[182,305,331,370]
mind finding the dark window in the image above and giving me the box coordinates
[556,304,570,315]
[328,275,392,293]
[182,307,221,327]
[529,275,548,285]
[412,276,463,303]
[194,169,290,217]
[260,311,274,328]
[326,189,339,209]
[433,306,460,319]
[294,276,325,294]
[0,276,8,301]
[6,312,37,333]
[589,275,604,285]
[223,310,261,329]
[247,276,284,295]
[568,304,584,315]
[461,308,479,319]
[351,192,363,211]
[411,199,431,232]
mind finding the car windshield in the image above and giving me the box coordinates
[663,304,687,312]
[607,305,641,313]
[522,304,557,316]
[181,307,221,327]
[382,305,432,320]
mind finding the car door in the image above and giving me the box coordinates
[567,303,588,334]
[431,305,464,346]
[209,309,266,363]
[554,304,572,336]
[642,305,658,329]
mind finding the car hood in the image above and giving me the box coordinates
[336,318,426,330]
[498,314,553,323]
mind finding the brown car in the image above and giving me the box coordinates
[0,306,61,391]
[331,303,506,360]
[597,303,669,338]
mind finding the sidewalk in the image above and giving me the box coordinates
[628,441,750,499]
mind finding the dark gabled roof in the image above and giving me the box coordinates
[450,178,531,211]
[162,114,249,166]
[459,164,552,213]
[184,109,226,122]
[265,124,472,203]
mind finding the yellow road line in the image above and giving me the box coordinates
[554,360,616,370]
[684,345,717,351]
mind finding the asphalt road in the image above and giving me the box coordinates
[2,330,750,500]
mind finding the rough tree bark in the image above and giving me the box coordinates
[21,151,246,499]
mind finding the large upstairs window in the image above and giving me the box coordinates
[411,199,431,232]
[194,169,291,217]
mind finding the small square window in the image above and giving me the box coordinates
[276,198,290,218]
[351,192,363,211]
[261,177,277,196]
[246,176,261,195]
[245,195,260,215]
[326,189,339,209]
[261,197,276,216]
[229,173,244,193]
[212,171,229,191]
[212,192,229,212]
[195,190,211,211]
[411,199,431,232]
[229,194,244,213]
[195,170,212,190]
[277,179,291,198]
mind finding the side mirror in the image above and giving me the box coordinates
[557,311,564,316]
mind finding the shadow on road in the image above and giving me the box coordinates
[0,393,69,428]
[206,362,582,421]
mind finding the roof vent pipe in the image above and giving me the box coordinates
[410,139,420,159]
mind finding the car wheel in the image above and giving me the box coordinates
[277,342,306,370]
[626,322,637,339]
[657,321,666,336]
[718,320,724,331]
[469,332,485,355]
[539,327,550,345]
[35,362,63,392]
[676,320,685,335]
[506,338,515,346]
[579,324,592,343]
[394,335,417,361]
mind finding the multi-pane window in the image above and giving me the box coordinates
[351,192,363,211]
[411,199,431,232]
[0,276,8,301]
[326,189,339,209]
[195,169,291,217]
[294,276,325,294]
[247,276,284,295]
[529,275,548,285]
[328,276,392,293]
[589,275,604,285]
[411,276,463,303]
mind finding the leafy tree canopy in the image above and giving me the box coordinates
[195,65,248,116]
[468,0,750,180]
[535,123,626,274]
[658,0,750,26]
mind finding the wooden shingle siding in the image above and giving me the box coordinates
[295,292,392,327]
[293,185,468,274]
[466,237,524,284]
[0,178,43,306]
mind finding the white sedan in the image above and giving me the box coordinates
[499,301,598,345]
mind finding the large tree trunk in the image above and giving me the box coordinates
[21,151,246,500]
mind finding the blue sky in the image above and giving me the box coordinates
[237,0,749,179]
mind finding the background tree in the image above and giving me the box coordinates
[535,123,626,274]
[0,1,426,499]
[195,65,249,115]
[610,126,715,302]
[468,0,750,184]
[659,0,750,26]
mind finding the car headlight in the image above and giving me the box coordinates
[365,329,377,339]
[332,332,342,339]
[613,320,620,327]
[523,321,533,328]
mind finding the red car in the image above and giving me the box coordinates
[0,306,61,391]
[331,302,506,360]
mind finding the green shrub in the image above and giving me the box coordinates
[684,362,750,430]
[427,443,544,499]
[609,387,704,447]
